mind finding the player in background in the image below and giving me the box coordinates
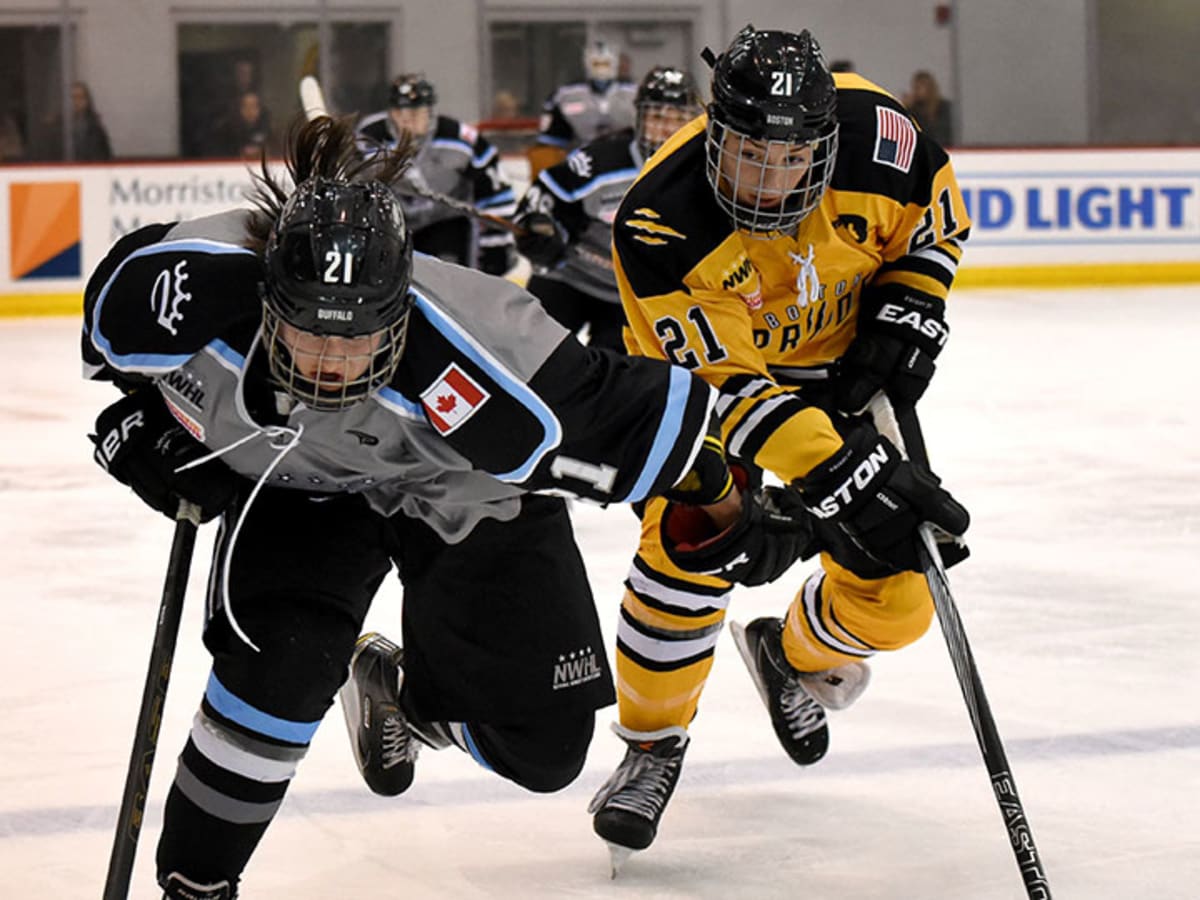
[527,40,638,180]
[356,73,517,276]
[513,66,702,354]
[84,114,812,898]
[588,25,972,868]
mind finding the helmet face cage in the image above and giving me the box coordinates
[584,41,618,83]
[705,118,838,235]
[388,74,437,145]
[262,178,414,410]
[263,307,409,411]
[704,27,839,235]
[635,66,702,157]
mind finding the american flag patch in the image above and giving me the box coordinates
[873,106,917,173]
[421,364,489,435]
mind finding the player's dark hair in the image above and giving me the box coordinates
[244,114,416,253]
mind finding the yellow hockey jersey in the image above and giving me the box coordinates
[614,73,970,483]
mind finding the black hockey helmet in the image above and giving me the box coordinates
[635,66,703,157]
[389,73,437,109]
[703,26,840,234]
[261,177,413,409]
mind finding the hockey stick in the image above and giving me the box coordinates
[102,500,202,900]
[869,393,1052,899]
[297,76,525,236]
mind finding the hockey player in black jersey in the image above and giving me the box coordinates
[84,115,814,898]
[528,40,638,180]
[513,66,702,354]
[356,73,517,276]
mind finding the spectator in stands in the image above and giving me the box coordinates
[904,70,954,147]
[0,110,25,162]
[32,81,112,161]
[491,90,521,120]
[68,82,113,160]
[211,90,273,160]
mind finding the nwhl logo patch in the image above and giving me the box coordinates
[421,364,489,434]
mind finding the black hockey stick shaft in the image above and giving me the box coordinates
[102,501,201,900]
[879,397,1052,899]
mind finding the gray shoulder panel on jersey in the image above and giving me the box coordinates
[410,254,570,380]
[166,209,253,246]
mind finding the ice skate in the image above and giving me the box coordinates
[160,871,233,899]
[588,723,689,876]
[339,632,419,796]
[730,617,870,766]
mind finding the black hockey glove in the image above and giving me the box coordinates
[795,422,969,579]
[514,212,569,269]
[835,285,949,414]
[662,469,818,586]
[90,391,239,523]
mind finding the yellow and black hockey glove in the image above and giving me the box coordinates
[835,285,949,414]
[796,421,969,578]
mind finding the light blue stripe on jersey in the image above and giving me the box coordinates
[540,167,640,204]
[410,288,562,483]
[618,365,692,503]
[208,339,246,369]
[205,672,321,745]
[477,188,515,209]
[471,144,498,167]
[90,238,256,373]
[376,385,425,419]
[429,136,474,158]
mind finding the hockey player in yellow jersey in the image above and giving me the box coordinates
[589,25,972,867]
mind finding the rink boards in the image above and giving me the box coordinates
[2,146,1199,317]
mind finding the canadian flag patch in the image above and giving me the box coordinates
[420,364,490,434]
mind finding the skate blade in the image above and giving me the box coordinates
[728,620,771,711]
[604,842,635,878]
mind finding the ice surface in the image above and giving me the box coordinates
[2,287,1198,898]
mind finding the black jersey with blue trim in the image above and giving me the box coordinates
[514,128,643,302]
[83,211,713,539]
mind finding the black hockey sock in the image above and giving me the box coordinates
[155,737,293,887]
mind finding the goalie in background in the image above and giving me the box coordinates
[589,25,972,870]
[356,73,517,277]
[527,39,637,181]
[83,112,813,898]
[513,66,702,355]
